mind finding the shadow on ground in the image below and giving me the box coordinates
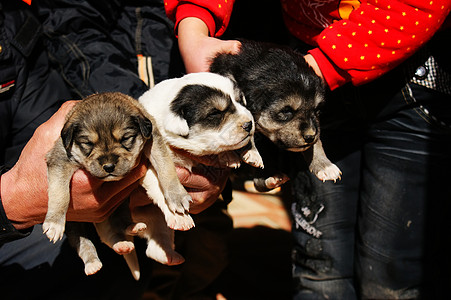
[145,224,293,300]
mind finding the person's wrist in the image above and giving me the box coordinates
[177,17,211,73]
[1,167,39,230]
[1,168,20,228]
[304,54,324,81]
[178,17,209,41]
[0,167,34,243]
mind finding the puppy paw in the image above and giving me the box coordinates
[167,194,192,215]
[123,252,140,281]
[264,174,290,190]
[218,151,241,168]
[241,148,264,169]
[315,164,342,182]
[84,260,103,276]
[226,161,241,169]
[166,252,185,266]
[42,218,66,243]
[166,213,195,231]
[125,222,147,235]
[146,243,185,266]
[112,241,135,255]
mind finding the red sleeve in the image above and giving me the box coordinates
[165,0,235,37]
[309,0,451,90]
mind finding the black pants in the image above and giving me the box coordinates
[291,78,451,298]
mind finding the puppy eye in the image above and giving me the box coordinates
[77,139,94,155]
[82,141,93,147]
[121,134,136,149]
[204,109,225,126]
[275,106,295,122]
[208,109,224,119]
[121,135,135,142]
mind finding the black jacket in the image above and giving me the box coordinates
[33,0,183,99]
[0,0,73,244]
[0,0,182,244]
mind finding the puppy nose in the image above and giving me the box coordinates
[303,134,316,144]
[242,121,253,133]
[103,163,115,173]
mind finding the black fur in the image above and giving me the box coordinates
[210,40,340,191]
[210,40,324,121]
[170,84,237,128]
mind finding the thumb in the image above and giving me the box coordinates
[220,40,241,55]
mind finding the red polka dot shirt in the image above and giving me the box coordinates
[165,0,451,90]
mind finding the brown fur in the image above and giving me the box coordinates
[43,92,191,279]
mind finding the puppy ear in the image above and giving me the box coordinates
[164,114,189,137]
[239,91,247,106]
[136,116,153,139]
[224,74,247,106]
[61,122,77,155]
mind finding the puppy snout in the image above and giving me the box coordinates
[99,154,118,173]
[242,121,253,133]
[302,126,317,144]
[303,134,316,144]
[103,163,115,173]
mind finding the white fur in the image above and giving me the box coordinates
[45,74,262,281]
[139,72,263,169]
[127,73,264,279]
[139,72,240,138]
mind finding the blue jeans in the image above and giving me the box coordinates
[291,77,451,299]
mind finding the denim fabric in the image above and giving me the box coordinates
[291,78,451,299]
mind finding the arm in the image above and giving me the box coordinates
[308,0,451,90]
[165,0,235,38]
[177,17,241,73]
[165,0,240,73]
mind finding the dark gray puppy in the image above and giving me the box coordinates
[210,40,341,191]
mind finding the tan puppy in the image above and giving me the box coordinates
[43,92,191,279]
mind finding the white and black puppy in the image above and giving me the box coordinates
[134,72,263,269]
[140,72,263,170]
[210,40,341,191]
[43,92,192,279]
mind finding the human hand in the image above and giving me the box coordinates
[304,54,324,81]
[128,157,230,215]
[164,147,231,214]
[178,17,241,73]
[1,101,148,230]
[176,164,230,214]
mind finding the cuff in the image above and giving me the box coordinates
[175,4,216,37]
[308,48,352,90]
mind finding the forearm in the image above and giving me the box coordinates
[177,17,241,73]
[0,168,35,244]
[177,17,210,72]
[165,0,235,37]
[1,167,47,231]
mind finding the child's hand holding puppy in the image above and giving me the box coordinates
[177,17,241,73]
